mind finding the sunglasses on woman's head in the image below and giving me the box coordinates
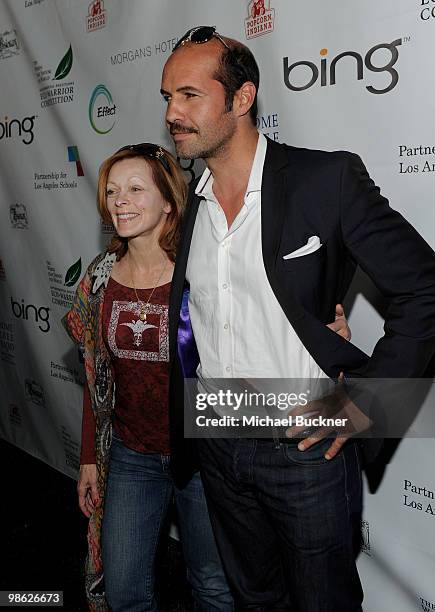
[116,143,171,174]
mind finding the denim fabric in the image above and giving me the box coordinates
[102,434,233,612]
[197,437,363,612]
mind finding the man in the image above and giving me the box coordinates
[161,27,435,612]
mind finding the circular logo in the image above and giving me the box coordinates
[89,84,116,134]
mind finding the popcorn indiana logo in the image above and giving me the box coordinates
[87,0,107,32]
[245,0,275,39]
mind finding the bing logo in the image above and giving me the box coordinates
[283,38,402,95]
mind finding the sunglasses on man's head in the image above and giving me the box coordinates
[173,25,230,52]
[116,143,171,174]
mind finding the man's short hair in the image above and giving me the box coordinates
[213,40,260,126]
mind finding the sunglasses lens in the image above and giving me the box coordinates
[191,26,215,43]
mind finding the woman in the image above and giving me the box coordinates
[63,143,350,611]
[63,143,233,612]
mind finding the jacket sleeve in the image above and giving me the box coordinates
[62,266,92,345]
[339,152,435,377]
[80,382,96,465]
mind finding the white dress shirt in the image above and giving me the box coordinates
[186,132,329,384]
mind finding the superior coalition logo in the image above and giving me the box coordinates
[10,203,28,229]
[0,28,20,59]
[421,0,435,21]
[245,0,275,39]
[33,44,75,108]
[89,84,116,134]
[64,258,82,287]
[283,38,403,95]
[47,258,80,309]
[0,115,37,145]
[87,0,107,32]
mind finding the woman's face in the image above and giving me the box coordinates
[106,157,171,240]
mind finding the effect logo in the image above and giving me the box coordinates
[283,38,403,95]
[68,146,84,177]
[245,0,275,39]
[0,115,36,145]
[0,28,20,60]
[87,0,107,32]
[10,203,28,229]
[89,84,116,134]
[24,378,45,406]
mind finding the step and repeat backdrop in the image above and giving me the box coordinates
[0,1,434,610]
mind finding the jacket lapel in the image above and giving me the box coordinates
[261,138,305,322]
[261,139,369,377]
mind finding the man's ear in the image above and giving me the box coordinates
[233,81,256,118]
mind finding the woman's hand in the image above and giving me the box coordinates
[326,304,351,341]
[77,464,100,518]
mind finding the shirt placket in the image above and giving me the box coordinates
[218,233,233,377]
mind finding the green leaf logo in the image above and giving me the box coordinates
[54,45,73,80]
[65,257,82,287]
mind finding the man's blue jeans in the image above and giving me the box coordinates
[197,437,363,612]
[101,434,233,612]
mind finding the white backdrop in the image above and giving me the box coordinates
[0,1,434,610]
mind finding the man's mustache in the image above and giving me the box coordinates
[169,122,198,135]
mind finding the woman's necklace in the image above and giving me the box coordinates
[129,255,168,322]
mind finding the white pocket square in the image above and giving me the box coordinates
[282,235,322,260]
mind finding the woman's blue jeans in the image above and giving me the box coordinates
[101,434,233,612]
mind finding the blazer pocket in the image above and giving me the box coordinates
[282,236,322,260]
[281,242,326,270]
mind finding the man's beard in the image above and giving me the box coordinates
[170,115,236,160]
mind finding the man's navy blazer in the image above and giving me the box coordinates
[168,137,435,486]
